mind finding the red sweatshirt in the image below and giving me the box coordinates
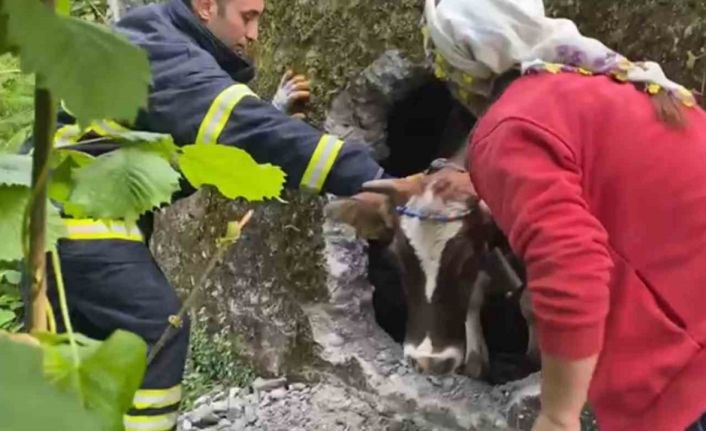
[469,72,706,431]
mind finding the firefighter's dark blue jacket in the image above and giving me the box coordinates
[54,0,386,197]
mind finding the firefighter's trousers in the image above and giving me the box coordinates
[46,219,190,431]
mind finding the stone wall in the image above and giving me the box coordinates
[150,0,706,429]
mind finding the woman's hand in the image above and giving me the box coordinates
[424,168,478,203]
[531,412,582,431]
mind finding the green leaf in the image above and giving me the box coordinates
[114,130,181,161]
[2,0,151,127]
[0,291,22,310]
[0,185,67,262]
[0,336,102,431]
[82,331,148,430]
[48,149,94,204]
[56,0,71,16]
[0,269,20,284]
[687,50,698,70]
[0,308,14,327]
[179,145,286,201]
[40,330,148,431]
[66,147,181,223]
[0,153,32,186]
[5,125,32,152]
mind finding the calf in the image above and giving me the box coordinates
[325,173,537,378]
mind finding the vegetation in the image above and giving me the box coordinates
[182,308,256,409]
[0,0,283,429]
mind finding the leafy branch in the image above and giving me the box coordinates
[147,210,254,366]
[25,75,55,331]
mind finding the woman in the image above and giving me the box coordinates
[419,0,706,430]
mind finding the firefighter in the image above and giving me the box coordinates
[32,0,391,430]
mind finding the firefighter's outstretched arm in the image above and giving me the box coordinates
[143,48,386,197]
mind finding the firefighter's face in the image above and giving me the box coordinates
[196,0,264,58]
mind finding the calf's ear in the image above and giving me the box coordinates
[324,192,397,243]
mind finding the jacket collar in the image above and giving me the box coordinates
[166,0,256,83]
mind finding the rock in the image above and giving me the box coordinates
[189,405,220,427]
[226,402,245,421]
[228,387,242,399]
[193,394,211,408]
[269,387,288,400]
[325,50,431,161]
[289,383,307,391]
[217,418,231,430]
[252,377,287,393]
[243,405,257,425]
[181,419,192,431]
[230,418,248,431]
[211,400,228,414]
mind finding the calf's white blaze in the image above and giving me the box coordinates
[399,187,465,302]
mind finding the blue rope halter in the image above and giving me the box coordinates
[395,205,473,222]
[394,157,474,222]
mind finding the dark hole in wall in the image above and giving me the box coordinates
[367,76,537,384]
[379,77,473,177]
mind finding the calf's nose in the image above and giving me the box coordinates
[407,355,460,375]
[403,339,464,375]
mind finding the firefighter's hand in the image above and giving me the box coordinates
[272,70,311,119]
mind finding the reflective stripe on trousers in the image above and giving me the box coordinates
[124,411,179,431]
[62,218,144,242]
[124,385,182,431]
[131,385,183,410]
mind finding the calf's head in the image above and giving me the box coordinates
[325,173,493,376]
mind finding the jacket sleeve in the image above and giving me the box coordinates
[470,118,614,360]
[141,46,385,197]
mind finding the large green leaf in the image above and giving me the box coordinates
[0,336,102,431]
[39,330,148,431]
[0,153,32,186]
[2,0,150,127]
[179,144,286,201]
[114,130,181,162]
[48,149,94,204]
[66,147,181,223]
[0,185,67,262]
[0,268,20,284]
[0,308,14,327]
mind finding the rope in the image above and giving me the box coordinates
[395,205,473,222]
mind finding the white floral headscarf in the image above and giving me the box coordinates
[422,0,696,110]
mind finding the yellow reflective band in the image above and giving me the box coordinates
[63,219,144,242]
[300,134,343,193]
[54,124,82,148]
[132,385,182,410]
[124,412,178,431]
[53,119,130,149]
[89,119,131,137]
[196,84,257,145]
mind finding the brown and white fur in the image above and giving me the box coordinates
[325,173,537,378]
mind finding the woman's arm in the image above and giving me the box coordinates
[469,118,613,426]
